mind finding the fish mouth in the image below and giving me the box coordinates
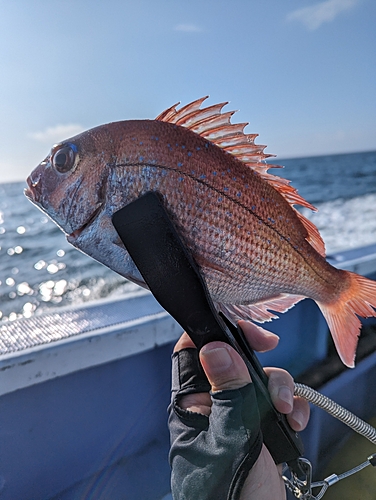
[25,172,43,204]
[67,204,103,242]
[24,187,35,202]
[24,185,44,212]
[24,179,37,203]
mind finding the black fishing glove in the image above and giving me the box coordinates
[168,347,263,500]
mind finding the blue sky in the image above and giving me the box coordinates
[0,0,375,183]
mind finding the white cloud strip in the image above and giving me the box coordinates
[29,124,85,144]
[287,0,360,31]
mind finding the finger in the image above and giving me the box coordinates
[265,367,295,414]
[173,331,196,352]
[287,397,310,432]
[238,320,280,352]
[199,341,251,393]
[265,367,310,431]
[173,332,212,415]
[178,392,212,415]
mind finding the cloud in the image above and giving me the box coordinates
[174,24,202,33]
[287,0,359,31]
[28,124,85,144]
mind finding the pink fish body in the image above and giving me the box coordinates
[25,97,376,367]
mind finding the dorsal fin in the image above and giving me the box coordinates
[156,97,326,257]
[294,210,326,256]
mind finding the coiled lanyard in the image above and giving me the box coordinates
[284,384,376,499]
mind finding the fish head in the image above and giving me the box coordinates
[25,124,145,283]
[25,128,111,237]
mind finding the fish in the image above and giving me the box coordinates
[25,97,376,367]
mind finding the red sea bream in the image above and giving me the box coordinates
[25,97,376,367]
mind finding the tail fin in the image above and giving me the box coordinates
[317,272,376,368]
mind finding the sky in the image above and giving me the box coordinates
[0,0,375,183]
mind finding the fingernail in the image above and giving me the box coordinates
[291,410,305,430]
[200,345,233,375]
[278,386,293,412]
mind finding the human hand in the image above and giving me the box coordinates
[168,321,310,500]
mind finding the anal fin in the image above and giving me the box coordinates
[217,294,305,324]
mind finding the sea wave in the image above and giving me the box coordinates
[301,192,376,254]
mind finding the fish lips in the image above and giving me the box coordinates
[24,174,64,227]
[24,174,50,215]
[25,168,59,216]
[24,186,36,203]
[25,172,41,203]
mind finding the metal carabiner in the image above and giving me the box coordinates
[283,457,313,499]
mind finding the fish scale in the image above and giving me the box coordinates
[25,97,376,367]
[133,154,325,301]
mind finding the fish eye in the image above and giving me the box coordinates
[51,143,77,173]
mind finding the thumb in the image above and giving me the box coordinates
[199,342,251,393]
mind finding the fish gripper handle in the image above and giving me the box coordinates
[112,191,304,469]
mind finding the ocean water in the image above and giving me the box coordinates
[0,150,375,323]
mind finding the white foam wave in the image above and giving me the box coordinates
[301,193,376,254]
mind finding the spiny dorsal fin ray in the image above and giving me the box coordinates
[187,110,236,133]
[155,96,209,123]
[210,131,259,146]
[155,102,181,122]
[177,102,229,129]
[156,97,325,256]
[207,123,250,141]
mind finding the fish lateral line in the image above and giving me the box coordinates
[111,160,331,284]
